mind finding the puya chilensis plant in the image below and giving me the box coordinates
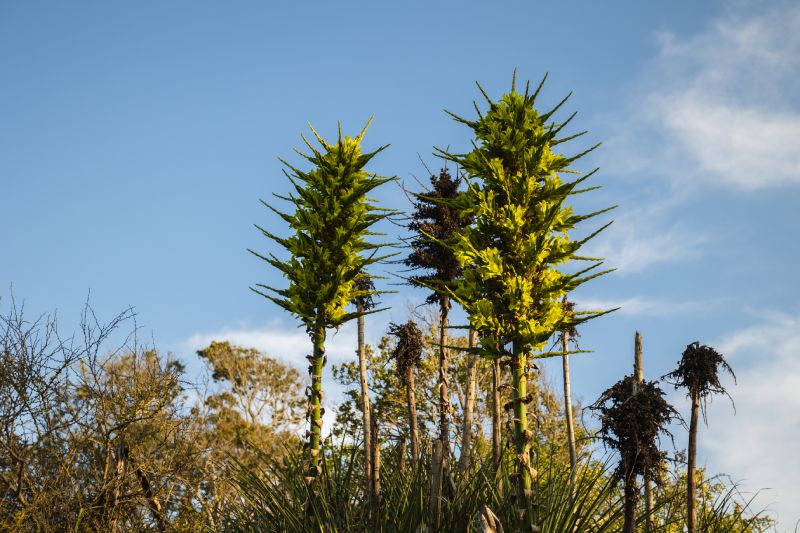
[387,320,426,466]
[664,342,735,533]
[437,73,616,530]
[404,168,473,485]
[250,119,394,495]
[591,376,678,533]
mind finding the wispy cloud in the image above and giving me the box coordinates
[581,187,709,275]
[590,2,800,276]
[675,312,800,527]
[183,319,359,366]
[586,219,708,275]
[609,2,800,191]
[575,295,722,317]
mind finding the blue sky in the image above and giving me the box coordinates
[2,1,799,526]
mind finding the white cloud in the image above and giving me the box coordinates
[586,220,708,275]
[575,295,721,317]
[183,319,359,366]
[682,313,800,527]
[605,3,800,191]
[658,95,800,191]
[591,2,800,275]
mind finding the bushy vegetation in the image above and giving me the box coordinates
[0,74,776,532]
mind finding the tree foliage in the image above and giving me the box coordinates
[591,376,679,533]
[591,376,678,485]
[0,296,308,531]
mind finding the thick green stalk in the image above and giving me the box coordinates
[307,322,326,484]
[492,358,502,483]
[511,340,533,528]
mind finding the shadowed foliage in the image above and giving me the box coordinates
[591,375,679,533]
[404,167,474,513]
[388,321,426,383]
[664,342,735,418]
[665,342,736,533]
[388,320,425,464]
[405,168,472,305]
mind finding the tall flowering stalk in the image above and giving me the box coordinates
[405,168,472,473]
[439,74,615,528]
[665,342,735,533]
[250,120,393,496]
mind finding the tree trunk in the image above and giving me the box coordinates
[511,340,534,529]
[459,328,479,476]
[406,366,419,465]
[635,332,653,532]
[307,322,326,488]
[356,304,374,506]
[687,389,699,533]
[492,358,502,478]
[561,329,577,490]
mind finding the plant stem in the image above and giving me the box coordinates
[308,322,326,486]
[688,389,699,533]
[370,415,381,505]
[438,297,451,451]
[459,328,478,476]
[623,470,637,533]
[561,329,577,490]
[406,366,419,464]
[492,357,502,489]
[511,339,533,528]
[356,305,374,507]
[634,332,653,532]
